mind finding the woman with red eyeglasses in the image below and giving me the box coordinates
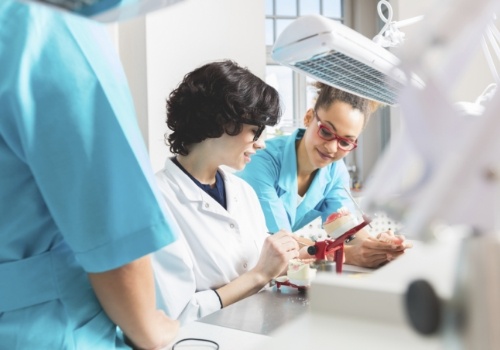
[237,82,411,268]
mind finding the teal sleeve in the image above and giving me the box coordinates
[0,2,177,272]
[237,149,292,233]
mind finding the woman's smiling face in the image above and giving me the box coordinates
[302,101,365,169]
[213,124,266,171]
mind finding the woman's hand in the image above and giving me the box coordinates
[344,230,412,268]
[215,231,299,308]
[377,230,413,248]
[252,230,299,281]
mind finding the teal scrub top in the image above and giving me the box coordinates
[0,1,177,348]
[237,128,353,233]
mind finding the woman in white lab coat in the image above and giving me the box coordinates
[152,60,301,325]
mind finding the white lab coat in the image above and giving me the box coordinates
[152,158,269,325]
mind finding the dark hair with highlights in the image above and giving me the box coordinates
[165,60,282,155]
[312,82,381,127]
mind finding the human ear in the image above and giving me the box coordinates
[303,109,314,127]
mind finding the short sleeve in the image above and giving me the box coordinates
[0,2,177,272]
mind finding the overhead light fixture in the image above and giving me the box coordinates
[271,14,424,105]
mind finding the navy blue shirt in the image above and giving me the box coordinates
[172,157,227,209]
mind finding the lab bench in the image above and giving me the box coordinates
[165,264,371,349]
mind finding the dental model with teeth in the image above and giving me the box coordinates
[238,82,412,268]
[323,207,359,240]
[287,259,317,286]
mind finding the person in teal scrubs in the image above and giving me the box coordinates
[0,1,179,348]
[237,82,412,268]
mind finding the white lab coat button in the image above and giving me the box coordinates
[243,263,248,269]
[229,223,235,229]
[204,203,209,208]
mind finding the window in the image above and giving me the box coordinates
[265,0,345,136]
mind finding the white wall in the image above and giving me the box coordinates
[390,0,496,134]
[117,0,266,172]
[396,0,495,99]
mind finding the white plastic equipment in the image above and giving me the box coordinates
[271,14,424,105]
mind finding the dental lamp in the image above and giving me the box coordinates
[271,12,424,106]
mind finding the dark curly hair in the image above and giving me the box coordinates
[313,82,381,127]
[165,60,282,155]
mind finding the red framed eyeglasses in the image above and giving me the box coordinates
[313,110,357,151]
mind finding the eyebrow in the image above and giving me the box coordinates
[322,119,357,140]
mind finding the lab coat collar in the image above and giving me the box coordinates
[277,128,303,194]
[297,165,333,215]
[276,129,333,226]
[275,129,303,224]
[162,158,236,219]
